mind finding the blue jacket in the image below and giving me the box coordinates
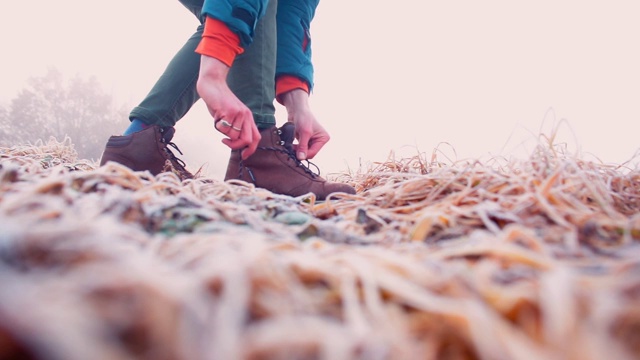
[202,0,320,90]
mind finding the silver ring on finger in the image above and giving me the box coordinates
[219,119,241,131]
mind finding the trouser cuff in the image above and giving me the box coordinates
[129,107,176,128]
[253,113,276,131]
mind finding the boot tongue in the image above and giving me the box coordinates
[279,123,295,153]
[161,127,176,142]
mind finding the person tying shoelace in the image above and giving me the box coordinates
[99,0,355,200]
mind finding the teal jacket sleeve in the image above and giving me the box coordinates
[201,0,269,47]
[276,0,320,91]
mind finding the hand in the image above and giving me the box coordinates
[281,89,329,160]
[197,55,261,159]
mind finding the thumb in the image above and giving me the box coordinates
[296,132,309,160]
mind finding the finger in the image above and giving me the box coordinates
[221,112,253,149]
[241,123,261,159]
[215,119,235,139]
[216,118,241,135]
[222,136,249,150]
[215,119,227,133]
[227,119,242,132]
[306,138,328,159]
[296,130,310,160]
[222,131,247,148]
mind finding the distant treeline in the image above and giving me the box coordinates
[0,68,130,160]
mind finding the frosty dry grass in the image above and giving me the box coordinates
[0,136,639,360]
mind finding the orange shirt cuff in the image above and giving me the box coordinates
[276,75,310,104]
[195,17,243,67]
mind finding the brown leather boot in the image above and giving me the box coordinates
[224,123,356,200]
[99,125,193,180]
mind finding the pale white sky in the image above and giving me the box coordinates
[1,1,639,178]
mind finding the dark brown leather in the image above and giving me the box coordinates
[99,125,193,180]
[224,123,355,200]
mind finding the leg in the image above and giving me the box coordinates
[99,0,205,180]
[222,0,355,198]
[227,0,277,130]
[129,0,205,127]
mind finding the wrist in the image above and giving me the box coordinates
[199,55,230,82]
[282,89,310,112]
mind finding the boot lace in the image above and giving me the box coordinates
[159,128,191,177]
[164,142,188,169]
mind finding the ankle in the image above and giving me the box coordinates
[123,118,149,135]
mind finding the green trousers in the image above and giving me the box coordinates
[130,0,277,130]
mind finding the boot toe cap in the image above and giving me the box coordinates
[330,183,356,195]
[318,182,356,200]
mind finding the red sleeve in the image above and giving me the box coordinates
[275,75,310,105]
[195,16,244,67]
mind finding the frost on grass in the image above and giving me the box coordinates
[0,135,639,360]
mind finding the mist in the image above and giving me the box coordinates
[2,0,639,179]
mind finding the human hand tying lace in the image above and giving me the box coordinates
[280,88,329,160]
[197,55,261,160]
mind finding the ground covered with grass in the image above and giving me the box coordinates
[0,136,639,360]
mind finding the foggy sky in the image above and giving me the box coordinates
[2,0,639,178]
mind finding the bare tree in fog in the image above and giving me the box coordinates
[0,68,130,160]
[0,105,8,141]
